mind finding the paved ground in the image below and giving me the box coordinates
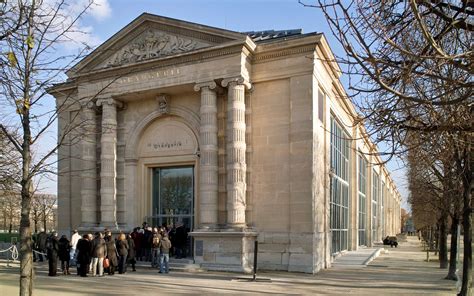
[0,236,459,295]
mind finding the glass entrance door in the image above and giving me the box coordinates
[150,166,194,258]
[152,166,194,228]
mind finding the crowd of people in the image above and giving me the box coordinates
[32,222,188,277]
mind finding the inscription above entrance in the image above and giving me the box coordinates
[138,119,197,157]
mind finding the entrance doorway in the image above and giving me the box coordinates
[149,166,194,258]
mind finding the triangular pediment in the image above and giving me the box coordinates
[69,13,248,76]
[98,28,212,69]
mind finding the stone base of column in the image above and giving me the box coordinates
[99,221,118,231]
[189,230,257,273]
[77,225,102,234]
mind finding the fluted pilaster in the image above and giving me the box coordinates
[222,77,250,227]
[80,99,98,227]
[195,81,218,228]
[97,97,123,229]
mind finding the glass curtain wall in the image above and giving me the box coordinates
[330,117,350,254]
[358,155,367,246]
[372,171,380,241]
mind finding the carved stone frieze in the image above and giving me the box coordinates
[100,29,211,68]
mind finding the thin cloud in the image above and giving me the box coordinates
[89,0,112,21]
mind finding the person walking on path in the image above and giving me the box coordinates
[46,232,60,276]
[58,234,71,275]
[159,233,172,274]
[76,234,92,277]
[126,234,137,272]
[105,232,118,275]
[116,233,129,274]
[91,232,107,277]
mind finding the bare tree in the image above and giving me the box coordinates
[29,193,57,232]
[301,1,472,294]
[0,189,21,233]
[0,1,102,295]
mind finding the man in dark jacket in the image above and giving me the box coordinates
[143,227,153,262]
[175,223,187,259]
[91,232,107,276]
[36,229,48,262]
[46,232,59,276]
[76,234,92,277]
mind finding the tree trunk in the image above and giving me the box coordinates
[458,177,472,296]
[446,216,459,280]
[9,222,12,234]
[439,215,448,268]
[19,182,33,296]
[42,212,46,232]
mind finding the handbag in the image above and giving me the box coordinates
[103,258,110,268]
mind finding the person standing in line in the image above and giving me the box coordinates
[132,227,143,261]
[126,233,136,272]
[105,232,118,275]
[91,232,107,277]
[174,223,187,259]
[32,231,38,262]
[116,233,129,274]
[143,226,153,262]
[36,228,48,262]
[47,232,60,276]
[58,234,71,275]
[70,229,81,266]
[76,234,92,277]
[159,233,172,274]
[86,233,94,274]
[151,228,161,268]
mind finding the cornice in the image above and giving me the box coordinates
[252,34,321,63]
[253,44,316,63]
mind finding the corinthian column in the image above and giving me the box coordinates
[194,81,218,229]
[80,99,97,228]
[97,97,123,229]
[222,77,251,228]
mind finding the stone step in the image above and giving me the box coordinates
[136,258,203,272]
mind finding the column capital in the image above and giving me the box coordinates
[194,81,217,92]
[79,97,97,109]
[96,97,124,108]
[221,76,251,90]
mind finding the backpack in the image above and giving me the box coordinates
[152,236,160,248]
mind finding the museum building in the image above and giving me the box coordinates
[50,13,402,273]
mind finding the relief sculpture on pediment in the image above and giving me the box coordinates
[101,29,209,68]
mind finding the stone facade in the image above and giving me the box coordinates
[51,13,402,274]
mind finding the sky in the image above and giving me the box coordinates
[40,0,409,208]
